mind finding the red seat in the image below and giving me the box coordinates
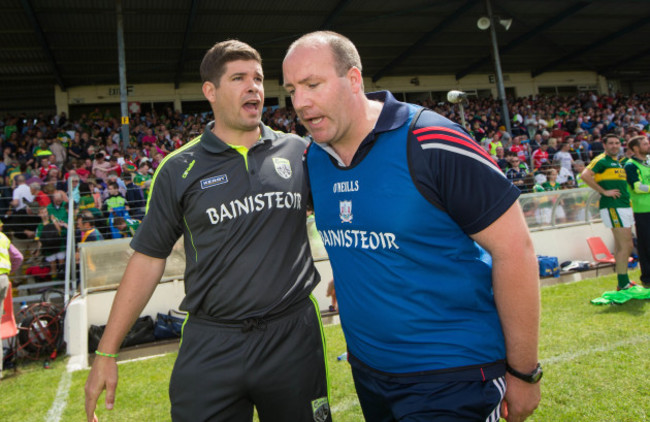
[586,236,633,275]
[1,282,17,340]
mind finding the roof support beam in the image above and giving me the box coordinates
[599,46,650,74]
[20,0,66,90]
[174,0,199,89]
[320,0,352,30]
[455,1,590,80]
[497,5,595,73]
[532,14,650,77]
[372,0,478,83]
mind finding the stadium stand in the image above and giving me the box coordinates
[0,91,647,297]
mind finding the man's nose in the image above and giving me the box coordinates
[247,78,261,93]
[292,88,311,112]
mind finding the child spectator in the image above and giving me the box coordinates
[77,182,103,220]
[124,172,146,220]
[133,160,152,197]
[75,211,103,263]
[112,216,140,238]
[102,182,129,218]
[34,207,66,280]
[38,156,58,180]
[102,171,127,199]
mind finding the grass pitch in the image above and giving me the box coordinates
[1,270,649,421]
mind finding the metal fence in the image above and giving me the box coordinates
[4,174,146,303]
[6,183,601,304]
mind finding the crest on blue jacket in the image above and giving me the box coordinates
[339,200,353,223]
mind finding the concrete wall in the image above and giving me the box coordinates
[530,222,613,262]
[65,257,335,371]
[64,218,612,370]
[65,279,185,371]
[55,70,605,115]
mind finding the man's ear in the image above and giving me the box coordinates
[347,67,363,94]
[202,81,217,103]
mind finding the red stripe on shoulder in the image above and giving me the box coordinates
[412,126,432,135]
[415,126,478,146]
[416,132,497,166]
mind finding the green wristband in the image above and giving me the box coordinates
[95,350,118,358]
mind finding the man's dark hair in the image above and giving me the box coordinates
[627,135,647,151]
[603,133,620,144]
[200,40,262,86]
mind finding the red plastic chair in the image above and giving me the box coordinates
[1,282,17,341]
[586,236,633,276]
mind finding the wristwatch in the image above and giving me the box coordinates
[506,362,543,384]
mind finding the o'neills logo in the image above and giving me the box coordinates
[333,180,359,193]
[205,191,302,224]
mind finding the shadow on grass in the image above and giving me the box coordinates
[594,299,650,316]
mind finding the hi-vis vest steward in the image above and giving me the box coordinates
[0,232,12,274]
[628,159,650,213]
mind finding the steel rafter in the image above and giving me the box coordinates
[372,0,479,83]
[20,0,66,90]
[455,1,590,80]
[532,14,650,77]
[174,0,200,89]
[320,0,352,30]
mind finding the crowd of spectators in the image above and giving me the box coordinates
[418,92,650,193]
[0,92,648,284]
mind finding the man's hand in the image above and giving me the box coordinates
[601,189,621,198]
[84,356,118,422]
[500,374,541,422]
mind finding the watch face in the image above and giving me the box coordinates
[507,363,543,384]
[530,365,543,383]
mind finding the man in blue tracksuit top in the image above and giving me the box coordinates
[284,31,542,421]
